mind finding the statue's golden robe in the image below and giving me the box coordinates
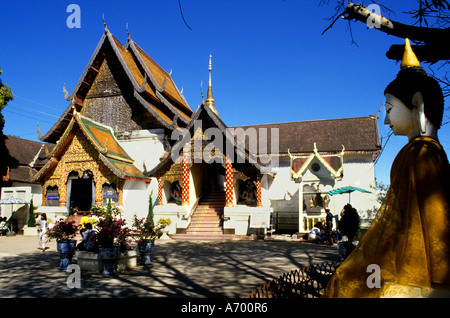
[324,136,450,297]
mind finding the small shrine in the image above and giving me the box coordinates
[289,143,345,231]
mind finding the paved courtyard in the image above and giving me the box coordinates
[0,234,340,298]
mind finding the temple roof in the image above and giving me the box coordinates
[3,136,54,183]
[40,28,192,143]
[146,101,269,179]
[233,115,381,155]
[32,111,150,182]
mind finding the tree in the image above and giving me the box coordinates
[27,197,36,228]
[321,1,450,97]
[0,67,15,183]
[147,190,154,226]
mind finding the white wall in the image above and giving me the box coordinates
[122,179,151,221]
[118,129,165,199]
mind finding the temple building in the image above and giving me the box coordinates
[30,26,381,238]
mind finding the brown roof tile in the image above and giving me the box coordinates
[232,116,381,154]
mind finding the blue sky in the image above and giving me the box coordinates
[1,0,449,186]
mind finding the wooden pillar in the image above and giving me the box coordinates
[181,150,190,206]
[225,156,233,207]
[256,176,262,207]
[117,180,124,206]
[157,177,163,206]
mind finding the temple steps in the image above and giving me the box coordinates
[170,190,234,241]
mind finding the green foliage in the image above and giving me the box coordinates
[27,197,36,227]
[0,67,14,130]
[0,67,15,180]
[106,198,112,216]
[147,190,154,226]
[374,181,390,204]
[158,217,172,228]
[338,204,361,242]
[90,202,123,218]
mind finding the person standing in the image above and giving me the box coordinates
[36,213,49,251]
[325,209,333,245]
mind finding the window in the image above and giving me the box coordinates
[46,186,60,206]
[102,183,118,205]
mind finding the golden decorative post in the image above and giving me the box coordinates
[157,177,163,206]
[181,150,190,206]
[225,156,233,207]
[256,176,262,207]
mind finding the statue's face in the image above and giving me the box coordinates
[384,93,415,136]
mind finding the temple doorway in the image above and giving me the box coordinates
[69,171,94,212]
[206,164,225,192]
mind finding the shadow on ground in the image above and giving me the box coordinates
[0,240,340,298]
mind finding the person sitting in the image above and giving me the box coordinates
[79,212,89,237]
[0,217,8,236]
[77,223,97,252]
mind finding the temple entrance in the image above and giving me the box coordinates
[206,164,225,192]
[69,171,93,212]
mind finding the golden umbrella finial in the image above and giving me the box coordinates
[205,54,219,117]
[206,55,215,108]
[400,38,420,69]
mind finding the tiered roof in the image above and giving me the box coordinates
[32,111,150,182]
[40,27,192,144]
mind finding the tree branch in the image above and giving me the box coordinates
[344,2,450,44]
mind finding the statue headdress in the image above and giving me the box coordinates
[384,38,444,129]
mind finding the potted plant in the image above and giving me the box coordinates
[158,217,172,239]
[94,212,131,275]
[46,219,78,270]
[337,204,361,260]
[132,215,169,265]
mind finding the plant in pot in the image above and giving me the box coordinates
[94,214,131,275]
[46,220,78,270]
[337,204,361,260]
[132,215,169,265]
[158,217,172,239]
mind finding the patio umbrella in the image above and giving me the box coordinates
[327,186,371,203]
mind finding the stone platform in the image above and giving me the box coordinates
[76,249,138,272]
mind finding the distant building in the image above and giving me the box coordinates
[1,135,53,229]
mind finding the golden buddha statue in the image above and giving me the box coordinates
[323,39,450,298]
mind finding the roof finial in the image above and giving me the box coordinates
[126,22,130,39]
[103,14,109,33]
[206,54,218,115]
[401,38,420,69]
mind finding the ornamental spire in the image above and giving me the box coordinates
[205,55,219,116]
[400,38,420,69]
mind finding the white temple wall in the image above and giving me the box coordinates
[122,179,151,221]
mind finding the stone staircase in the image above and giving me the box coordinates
[170,191,234,240]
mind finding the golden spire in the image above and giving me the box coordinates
[206,55,219,116]
[401,38,420,69]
